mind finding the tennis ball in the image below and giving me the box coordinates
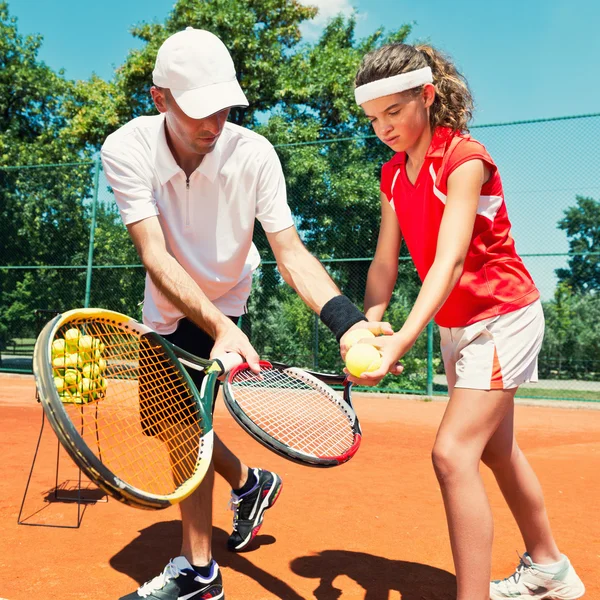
[98,357,107,373]
[94,348,102,361]
[345,344,382,378]
[64,368,82,390]
[344,328,376,348]
[92,338,100,351]
[51,338,66,358]
[52,356,66,376]
[90,363,100,379]
[97,377,107,395]
[78,335,94,352]
[64,352,82,370]
[80,377,93,398]
[64,328,81,351]
[54,377,66,394]
[79,351,94,364]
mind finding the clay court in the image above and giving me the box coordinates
[0,372,598,599]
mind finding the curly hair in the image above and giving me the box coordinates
[355,43,474,132]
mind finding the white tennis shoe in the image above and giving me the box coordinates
[490,553,585,599]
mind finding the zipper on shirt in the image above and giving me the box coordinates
[185,177,190,227]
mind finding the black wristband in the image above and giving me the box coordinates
[319,295,366,342]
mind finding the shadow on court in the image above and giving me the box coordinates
[110,521,304,599]
[291,550,457,600]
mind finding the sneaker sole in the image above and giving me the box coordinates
[490,583,586,600]
[232,475,282,551]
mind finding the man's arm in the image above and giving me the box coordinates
[265,226,341,313]
[265,226,393,342]
[127,216,260,369]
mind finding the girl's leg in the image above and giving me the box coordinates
[432,387,515,600]
[481,406,561,563]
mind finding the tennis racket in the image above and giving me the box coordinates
[222,361,361,467]
[33,308,241,510]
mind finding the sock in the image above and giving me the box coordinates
[192,560,214,578]
[531,554,567,572]
[233,468,258,496]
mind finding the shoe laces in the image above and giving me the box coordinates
[137,560,182,598]
[494,552,530,591]
[229,492,241,532]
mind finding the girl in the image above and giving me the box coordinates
[345,43,585,600]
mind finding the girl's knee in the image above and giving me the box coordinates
[431,440,474,482]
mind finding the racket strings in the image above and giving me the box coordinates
[230,368,355,457]
[55,318,206,496]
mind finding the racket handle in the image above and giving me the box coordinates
[215,352,245,373]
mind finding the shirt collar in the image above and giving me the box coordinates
[153,114,225,185]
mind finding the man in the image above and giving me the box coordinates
[102,27,389,600]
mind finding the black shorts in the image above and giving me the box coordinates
[139,316,238,436]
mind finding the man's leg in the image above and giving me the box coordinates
[213,434,249,489]
[166,317,282,552]
[180,463,215,565]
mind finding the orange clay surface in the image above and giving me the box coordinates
[0,373,598,600]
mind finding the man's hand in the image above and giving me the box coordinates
[210,320,261,373]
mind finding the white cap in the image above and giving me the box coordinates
[152,27,249,119]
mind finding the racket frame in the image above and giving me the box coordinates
[33,308,217,510]
[223,361,361,468]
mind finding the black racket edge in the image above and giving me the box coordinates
[223,361,362,467]
[268,361,347,386]
[33,317,206,510]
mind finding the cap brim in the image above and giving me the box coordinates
[171,80,249,119]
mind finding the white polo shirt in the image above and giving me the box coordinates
[101,114,294,334]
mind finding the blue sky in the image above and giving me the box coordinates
[8,0,600,298]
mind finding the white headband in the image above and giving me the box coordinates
[354,66,433,106]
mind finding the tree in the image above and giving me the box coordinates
[0,2,96,341]
[555,195,600,293]
[541,283,600,379]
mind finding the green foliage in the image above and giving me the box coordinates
[556,195,600,292]
[541,283,600,379]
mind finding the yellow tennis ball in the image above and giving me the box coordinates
[80,377,93,399]
[344,328,376,348]
[98,357,107,373]
[78,335,94,352]
[79,351,94,364]
[51,338,66,358]
[54,377,66,394]
[64,368,82,391]
[64,328,81,351]
[52,356,66,376]
[64,352,82,370]
[345,344,382,378]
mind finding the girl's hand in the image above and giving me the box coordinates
[344,333,412,386]
[340,320,394,360]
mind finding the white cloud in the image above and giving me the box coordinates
[298,0,365,41]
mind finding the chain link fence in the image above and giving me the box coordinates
[1,113,599,401]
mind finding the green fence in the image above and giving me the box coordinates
[1,113,599,402]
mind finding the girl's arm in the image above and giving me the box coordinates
[349,159,489,385]
[364,191,403,321]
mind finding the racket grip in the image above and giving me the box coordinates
[215,352,245,373]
